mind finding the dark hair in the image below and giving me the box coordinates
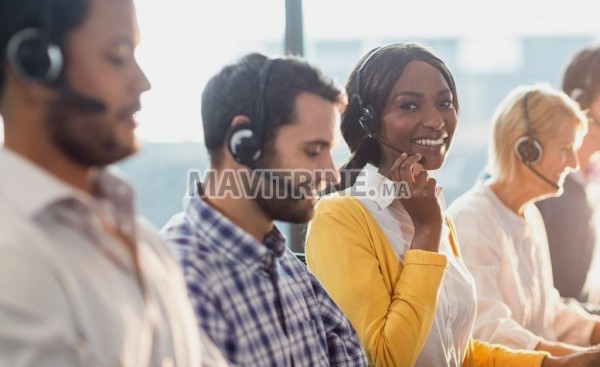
[0,0,90,96]
[201,52,345,165]
[562,45,600,109]
[339,43,459,189]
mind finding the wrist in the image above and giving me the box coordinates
[591,322,600,345]
[411,228,441,252]
[541,356,559,367]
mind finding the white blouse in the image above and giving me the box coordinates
[447,181,599,350]
[351,170,477,367]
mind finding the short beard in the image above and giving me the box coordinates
[46,96,136,167]
[251,150,315,224]
[255,193,314,224]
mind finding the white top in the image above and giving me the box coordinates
[350,170,477,367]
[0,148,228,367]
[447,181,600,350]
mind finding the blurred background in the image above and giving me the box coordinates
[2,0,599,294]
[121,0,599,228]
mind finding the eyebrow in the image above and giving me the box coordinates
[391,88,453,99]
[302,140,332,148]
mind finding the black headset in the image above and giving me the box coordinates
[514,91,544,164]
[6,1,64,85]
[569,52,600,109]
[226,58,275,168]
[354,45,389,138]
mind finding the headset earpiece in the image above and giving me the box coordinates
[514,90,561,189]
[225,58,275,168]
[227,122,261,168]
[352,44,413,157]
[515,136,543,164]
[358,104,376,137]
[354,46,390,139]
[515,91,544,165]
[6,28,63,84]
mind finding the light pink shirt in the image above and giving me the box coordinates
[0,148,227,367]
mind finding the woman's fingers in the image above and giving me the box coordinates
[390,153,409,182]
[415,170,428,188]
[390,153,422,186]
[426,177,437,195]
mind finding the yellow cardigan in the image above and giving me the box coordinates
[305,195,548,367]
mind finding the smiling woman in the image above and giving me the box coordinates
[305,43,540,367]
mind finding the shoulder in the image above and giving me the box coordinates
[280,249,316,286]
[447,184,497,222]
[161,221,232,298]
[0,206,56,268]
[160,211,193,241]
[315,194,358,212]
[159,211,213,258]
[314,194,372,223]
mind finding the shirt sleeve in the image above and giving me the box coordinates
[306,269,369,366]
[0,242,81,367]
[552,294,599,345]
[305,197,448,367]
[463,338,548,367]
[179,258,236,365]
[449,203,543,350]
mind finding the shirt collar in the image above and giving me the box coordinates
[183,196,287,269]
[365,170,397,209]
[351,168,445,211]
[0,147,136,219]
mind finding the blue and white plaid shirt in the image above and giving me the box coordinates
[161,196,368,367]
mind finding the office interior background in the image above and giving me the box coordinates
[1,0,599,297]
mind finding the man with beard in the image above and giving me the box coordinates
[0,0,227,366]
[161,53,368,367]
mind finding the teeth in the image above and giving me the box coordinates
[413,137,445,146]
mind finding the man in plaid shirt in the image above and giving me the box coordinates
[161,53,368,366]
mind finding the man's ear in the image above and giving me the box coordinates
[230,115,251,128]
[225,115,261,168]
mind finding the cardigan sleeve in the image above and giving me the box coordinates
[305,196,448,367]
[462,338,548,367]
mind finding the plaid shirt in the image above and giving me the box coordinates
[161,196,368,367]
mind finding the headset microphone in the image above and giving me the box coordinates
[353,46,429,164]
[53,83,107,113]
[226,58,306,200]
[7,27,107,113]
[524,163,560,190]
[356,96,427,163]
[370,135,404,155]
[515,91,560,190]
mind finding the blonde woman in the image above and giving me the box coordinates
[448,84,600,357]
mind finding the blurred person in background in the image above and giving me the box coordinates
[536,45,600,307]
